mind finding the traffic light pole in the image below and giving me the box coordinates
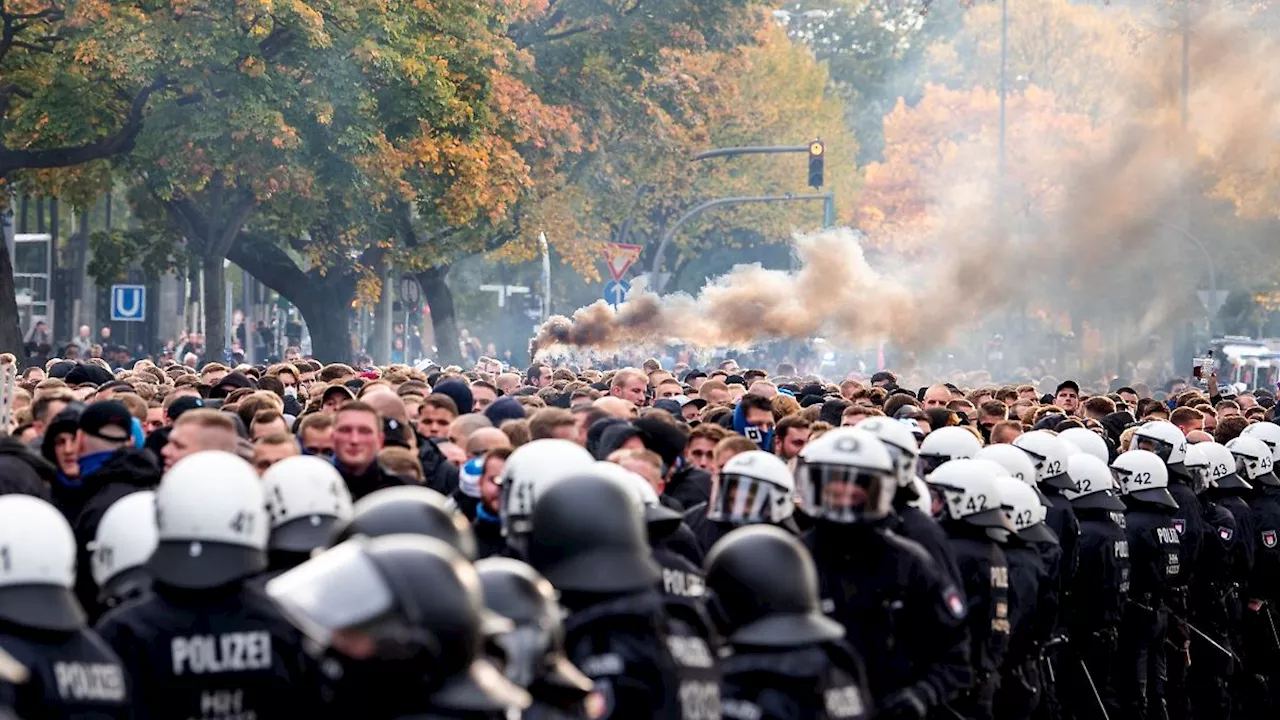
[648,194,832,294]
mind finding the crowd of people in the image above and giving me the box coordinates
[0,347,1277,719]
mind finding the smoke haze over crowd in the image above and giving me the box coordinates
[531,11,1280,361]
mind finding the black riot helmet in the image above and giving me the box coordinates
[704,524,844,648]
[330,486,478,561]
[475,557,594,695]
[528,473,660,595]
[266,535,529,714]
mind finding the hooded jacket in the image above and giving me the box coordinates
[70,448,161,620]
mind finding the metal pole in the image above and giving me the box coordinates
[1155,219,1217,335]
[539,232,551,321]
[999,0,1008,185]
[823,193,836,228]
[649,194,833,294]
[694,145,811,161]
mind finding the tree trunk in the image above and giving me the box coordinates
[0,233,22,355]
[225,236,356,363]
[203,254,227,362]
[293,289,353,363]
[418,266,460,366]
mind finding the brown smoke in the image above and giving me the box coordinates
[531,12,1280,360]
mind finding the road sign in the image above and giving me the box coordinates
[603,243,643,281]
[399,276,422,310]
[604,279,630,307]
[110,284,146,322]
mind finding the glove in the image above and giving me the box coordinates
[878,687,928,720]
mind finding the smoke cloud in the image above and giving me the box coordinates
[531,12,1280,361]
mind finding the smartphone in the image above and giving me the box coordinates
[1193,352,1215,380]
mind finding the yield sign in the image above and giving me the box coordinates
[603,243,643,281]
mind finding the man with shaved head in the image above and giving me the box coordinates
[465,427,511,459]
[594,395,637,419]
[923,384,952,409]
[447,413,494,449]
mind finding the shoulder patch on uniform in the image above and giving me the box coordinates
[1263,529,1277,548]
[580,653,625,678]
[722,698,764,720]
[585,679,615,719]
[1172,519,1185,535]
[943,585,967,619]
[1219,526,1234,542]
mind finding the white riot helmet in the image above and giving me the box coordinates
[795,427,895,524]
[976,443,1042,494]
[1241,421,1280,464]
[926,459,1014,531]
[0,495,83,631]
[856,416,921,489]
[499,440,596,555]
[1111,449,1177,508]
[992,475,1058,545]
[1132,420,1188,472]
[263,455,355,555]
[1012,431,1075,491]
[1063,454,1126,511]
[90,491,158,607]
[1059,427,1110,465]
[1197,441,1252,491]
[917,426,983,478]
[590,461,683,531]
[1226,435,1280,487]
[1184,444,1210,493]
[149,450,270,589]
[712,450,796,525]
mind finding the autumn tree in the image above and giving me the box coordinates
[857,83,1106,253]
[0,0,176,352]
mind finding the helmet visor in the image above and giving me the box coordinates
[917,453,950,479]
[492,625,552,689]
[1135,436,1175,463]
[709,474,784,525]
[1231,451,1256,480]
[265,539,395,647]
[796,462,890,524]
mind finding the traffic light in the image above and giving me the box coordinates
[808,140,824,189]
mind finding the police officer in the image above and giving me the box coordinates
[864,417,965,593]
[329,485,478,560]
[1184,444,1239,720]
[706,524,872,720]
[592,461,710,628]
[95,450,321,720]
[1111,448,1181,719]
[926,459,1012,720]
[1230,434,1280,714]
[990,474,1056,720]
[500,440,597,559]
[90,490,158,612]
[475,557,593,719]
[1205,438,1256,705]
[267,535,532,719]
[0,495,131,719]
[261,455,354,579]
[1134,420,1204,720]
[528,472,721,719]
[1060,452,1130,720]
[684,450,801,554]
[797,427,972,719]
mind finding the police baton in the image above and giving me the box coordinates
[1127,599,1239,663]
[1077,656,1111,720]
